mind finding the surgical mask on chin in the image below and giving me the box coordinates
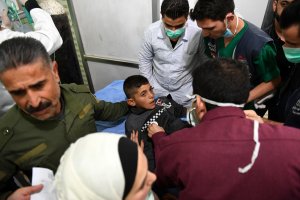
[165,27,185,39]
[223,19,233,38]
[283,46,300,64]
[186,94,245,126]
[223,28,233,38]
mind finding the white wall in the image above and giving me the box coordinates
[159,0,268,27]
[235,0,268,27]
[83,0,269,91]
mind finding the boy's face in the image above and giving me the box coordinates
[127,83,156,110]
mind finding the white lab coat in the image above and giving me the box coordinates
[0,8,62,54]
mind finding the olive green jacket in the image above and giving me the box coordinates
[0,84,128,198]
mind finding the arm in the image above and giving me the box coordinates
[247,43,281,102]
[0,0,62,54]
[138,28,155,83]
[244,110,283,125]
[247,76,281,102]
[149,124,180,188]
[94,100,129,121]
[147,123,165,138]
[152,136,178,188]
[263,118,284,125]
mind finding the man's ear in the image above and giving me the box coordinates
[51,61,60,83]
[226,12,235,22]
[127,98,136,107]
[195,95,207,121]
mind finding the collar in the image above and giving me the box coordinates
[201,106,245,122]
[47,96,65,120]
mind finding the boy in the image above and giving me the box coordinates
[123,75,190,171]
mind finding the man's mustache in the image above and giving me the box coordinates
[26,101,52,114]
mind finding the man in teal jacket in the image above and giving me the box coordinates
[0,37,129,199]
[190,0,281,115]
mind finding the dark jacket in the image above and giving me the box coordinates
[234,21,273,88]
[263,22,300,122]
[125,95,190,171]
[285,87,300,129]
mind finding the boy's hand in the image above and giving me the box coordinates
[147,123,165,138]
[130,130,144,151]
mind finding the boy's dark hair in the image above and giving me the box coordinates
[280,0,300,37]
[192,58,250,105]
[0,37,51,74]
[161,0,189,19]
[123,75,149,98]
[190,0,235,21]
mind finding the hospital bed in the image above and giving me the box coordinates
[94,80,127,134]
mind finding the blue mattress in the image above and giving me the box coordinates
[94,80,127,134]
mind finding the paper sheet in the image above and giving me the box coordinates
[30,167,57,200]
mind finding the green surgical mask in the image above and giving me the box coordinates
[165,27,185,39]
[283,46,300,64]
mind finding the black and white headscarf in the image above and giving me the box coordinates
[54,133,138,200]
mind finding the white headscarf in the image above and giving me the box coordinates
[54,133,131,200]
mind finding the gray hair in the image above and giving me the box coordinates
[0,37,52,74]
